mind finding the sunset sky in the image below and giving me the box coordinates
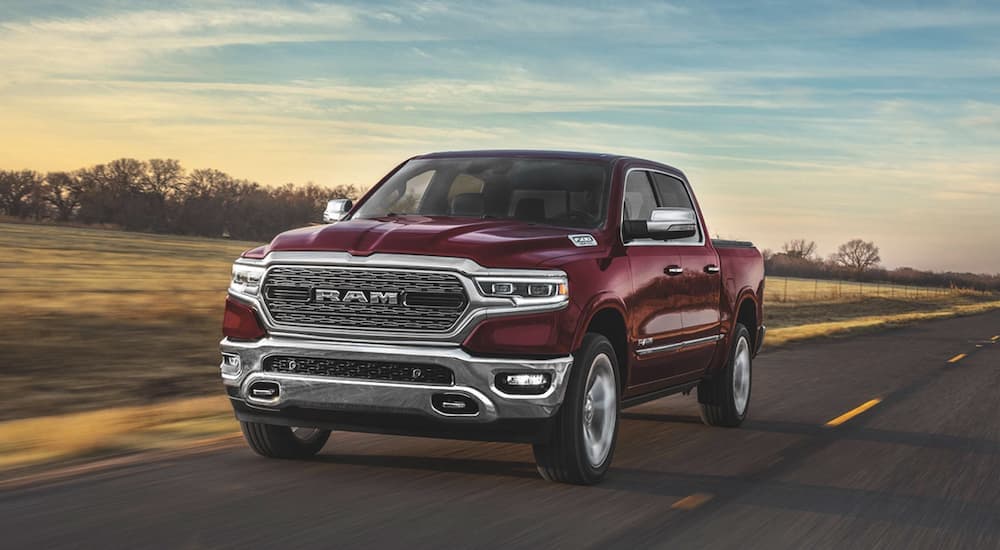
[2,1,999,273]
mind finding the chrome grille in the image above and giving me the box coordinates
[261,266,468,332]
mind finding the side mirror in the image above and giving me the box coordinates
[623,207,698,242]
[323,199,353,223]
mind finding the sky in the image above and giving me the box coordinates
[1,1,999,273]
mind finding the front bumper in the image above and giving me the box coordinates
[220,336,574,427]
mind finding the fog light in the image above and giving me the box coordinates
[220,353,242,377]
[495,372,552,395]
[507,373,547,386]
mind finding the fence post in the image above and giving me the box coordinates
[784,277,788,302]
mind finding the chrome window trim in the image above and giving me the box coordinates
[635,334,722,356]
[231,252,568,345]
[620,167,707,248]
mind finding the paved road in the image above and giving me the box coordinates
[3,311,1000,549]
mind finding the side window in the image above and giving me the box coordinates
[650,172,694,209]
[650,172,701,243]
[623,171,656,221]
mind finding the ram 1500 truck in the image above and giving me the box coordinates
[221,150,765,484]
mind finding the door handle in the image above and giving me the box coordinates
[665,265,683,276]
[704,264,720,274]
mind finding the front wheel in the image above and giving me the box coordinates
[533,333,620,485]
[698,323,752,427]
[240,422,331,459]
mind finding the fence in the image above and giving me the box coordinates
[764,276,993,303]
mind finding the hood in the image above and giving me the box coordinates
[250,216,608,268]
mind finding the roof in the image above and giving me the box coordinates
[410,149,685,178]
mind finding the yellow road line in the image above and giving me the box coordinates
[825,399,882,427]
[671,493,714,510]
[947,353,967,363]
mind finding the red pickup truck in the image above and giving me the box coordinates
[221,150,765,484]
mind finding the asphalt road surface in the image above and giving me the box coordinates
[3,311,1000,549]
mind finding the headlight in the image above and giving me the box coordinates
[475,275,568,305]
[230,263,265,296]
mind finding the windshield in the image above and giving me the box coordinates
[353,157,611,229]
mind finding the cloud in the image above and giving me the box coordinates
[1,1,1000,272]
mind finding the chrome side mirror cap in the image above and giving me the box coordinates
[323,199,353,223]
[623,207,698,242]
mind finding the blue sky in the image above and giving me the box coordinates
[2,1,999,272]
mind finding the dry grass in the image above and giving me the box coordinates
[1,221,998,472]
[763,276,1000,342]
[764,276,976,303]
[0,222,258,421]
[0,396,236,472]
[767,299,1000,347]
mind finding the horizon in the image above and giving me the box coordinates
[2,1,998,272]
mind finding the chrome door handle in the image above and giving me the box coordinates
[704,264,720,274]
[665,265,684,276]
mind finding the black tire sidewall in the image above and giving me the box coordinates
[241,422,331,459]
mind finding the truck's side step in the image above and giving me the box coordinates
[621,380,700,409]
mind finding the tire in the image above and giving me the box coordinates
[240,422,331,459]
[698,323,752,427]
[533,333,620,485]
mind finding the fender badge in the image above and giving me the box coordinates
[568,234,597,247]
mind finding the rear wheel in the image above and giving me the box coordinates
[240,422,331,459]
[698,323,752,427]
[533,333,620,485]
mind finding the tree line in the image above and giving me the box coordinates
[0,158,359,241]
[765,239,1000,292]
[2,162,996,290]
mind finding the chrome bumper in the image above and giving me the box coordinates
[220,336,574,423]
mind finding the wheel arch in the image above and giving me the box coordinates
[575,295,629,392]
[734,291,760,351]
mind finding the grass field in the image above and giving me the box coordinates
[1,222,998,423]
[765,276,972,303]
[0,222,258,422]
[764,276,997,330]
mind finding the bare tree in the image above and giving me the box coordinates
[145,159,185,196]
[0,170,42,217]
[44,171,86,221]
[834,239,881,275]
[2,157,362,241]
[782,239,817,260]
